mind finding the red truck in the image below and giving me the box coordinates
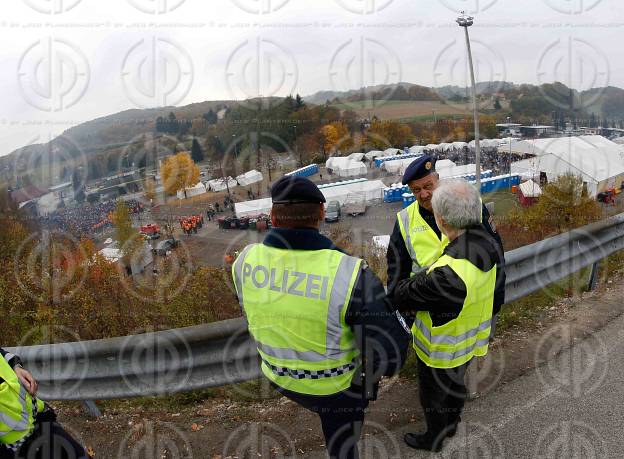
[140,223,161,239]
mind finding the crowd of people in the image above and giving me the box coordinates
[179,215,204,235]
[433,147,529,176]
[41,199,144,236]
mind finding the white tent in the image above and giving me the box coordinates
[98,241,153,275]
[364,150,384,161]
[510,137,624,197]
[519,179,542,198]
[438,164,478,179]
[506,135,621,158]
[236,170,263,186]
[235,197,273,218]
[337,161,367,177]
[207,177,238,192]
[322,180,385,205]
[437,143,452,152]
[372,235,390,250]
[382,158,418,175]
[176,182,206,200]
[613,136,624,145]
[383,148,401,156]
[435,159,456,171]
[409,145,426,155]
[452,141,468,150]
[347,152,365,162]
[326,157,367,177]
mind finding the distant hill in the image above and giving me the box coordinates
[304,82,440,105]
[5,81,624,190]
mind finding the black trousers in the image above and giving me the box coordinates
[417,358,470,440]
[276,386,368,459]
[0,421,89,459]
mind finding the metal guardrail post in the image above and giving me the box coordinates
[587,261,600,291]
[81,400,101,418]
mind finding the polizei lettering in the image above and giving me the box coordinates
[242,264,329,300]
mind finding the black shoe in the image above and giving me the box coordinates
[403,432,443,452]
[446,425,457,438]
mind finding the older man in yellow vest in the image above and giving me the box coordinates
[393,179,504,452]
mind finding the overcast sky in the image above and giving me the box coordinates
[1,0,623,157]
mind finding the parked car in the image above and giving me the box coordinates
[140,223,161,239]
[325,201,341,222]
[153,238,179,256]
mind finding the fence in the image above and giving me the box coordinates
[6,213,624,402]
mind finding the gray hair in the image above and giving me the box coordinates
[431,179,481,229]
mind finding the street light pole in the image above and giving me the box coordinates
[457,12,481,190]
[293,125,302,167]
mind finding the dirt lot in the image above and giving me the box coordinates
[52,273,624,458]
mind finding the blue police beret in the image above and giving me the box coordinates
[271,176,326,204]
[402,155,436,185]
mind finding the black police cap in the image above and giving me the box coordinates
[402,155,436,185]
[271,176,326,204]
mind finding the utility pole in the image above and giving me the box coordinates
[293,125,302,167]
[457,11,481,190]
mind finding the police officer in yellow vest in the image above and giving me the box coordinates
[393,179,504,452]
[232,176,410,459]
[0,348,89,458]
[387,155,505,332]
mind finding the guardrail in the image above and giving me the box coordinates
[7,212,624,402]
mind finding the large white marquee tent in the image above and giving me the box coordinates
[510,136,624,197]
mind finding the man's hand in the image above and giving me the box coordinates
[14,367,38,396]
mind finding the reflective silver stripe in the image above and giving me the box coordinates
[257,342,352,363]
[0,385,30,432]
[399,209,421,274]
[2,353,16,363]
[233,244,256,307]
[325,255,361,358]
[414,336,490,362]
[414,318,492,346]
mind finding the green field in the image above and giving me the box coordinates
[483,190,520,218]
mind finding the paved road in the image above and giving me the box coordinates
[300,309,624,458]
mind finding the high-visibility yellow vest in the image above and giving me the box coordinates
[412,255,496,368]
[232,243,362,396]
[396,201,449,275]
[0,357,44,445]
